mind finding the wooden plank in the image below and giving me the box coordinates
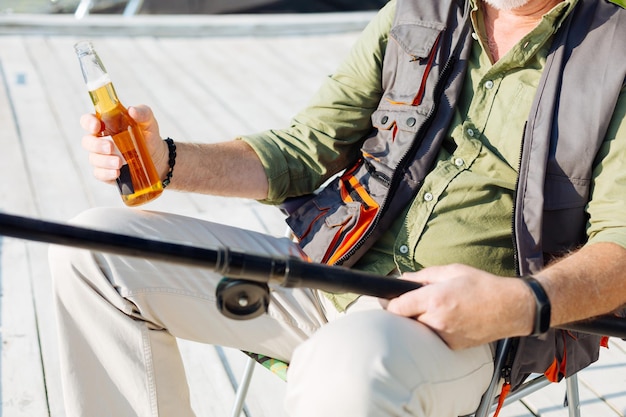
[576,339,626,416]
[0,239,50,417]
[178,341,240,417]
[0,37,39,218]
[23,241,66,417]
[0,38,50,417]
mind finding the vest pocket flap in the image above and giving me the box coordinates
[286,188,360,264]
[325,202,359,228]
[390,22,444,59]
[371,108,426,133]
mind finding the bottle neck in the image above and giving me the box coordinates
[76,43,122,115]
[88,80,122,115]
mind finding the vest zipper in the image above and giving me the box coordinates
[334,55,458,266]
[364,159,392,187]
[511,124,527,277]
[501,127,526,397]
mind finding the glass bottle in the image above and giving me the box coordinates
[74,40,163,206]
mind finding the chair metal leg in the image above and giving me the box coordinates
[230,356,256,417]
[566,374,581,417]
[473,339,512,417]
[499,375,551,407]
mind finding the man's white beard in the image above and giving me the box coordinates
[483,0,531,11]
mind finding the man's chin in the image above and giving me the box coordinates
[482,0,532,11]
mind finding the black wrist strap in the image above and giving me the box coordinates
[521,276,551,335]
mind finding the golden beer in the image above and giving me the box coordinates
[76,41,163,206]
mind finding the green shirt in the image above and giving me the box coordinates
[242,0,626,310]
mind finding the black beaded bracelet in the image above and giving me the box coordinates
[162,138,176,188]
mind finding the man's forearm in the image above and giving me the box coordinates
[535,242,626,327]
[160,140,269,200]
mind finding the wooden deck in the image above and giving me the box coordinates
[0,12,624,417]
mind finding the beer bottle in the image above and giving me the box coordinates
[74,40,163,206]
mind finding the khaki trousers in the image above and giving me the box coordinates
[48,207,493,417]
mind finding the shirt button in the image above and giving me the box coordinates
[485,80,494,89]
[467,128,475,137]
[454,158,464,167]
[424,192,434,202]
[399,245,409,254]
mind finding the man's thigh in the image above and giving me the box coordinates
[64,207,329,361]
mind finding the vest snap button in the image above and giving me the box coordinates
[406,117,416,127]
[381,115,389,124]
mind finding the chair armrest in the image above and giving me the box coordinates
[557,314,626,339]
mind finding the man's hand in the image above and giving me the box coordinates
[80,105,169,184]
[386,264,534,350]
[79,104,269,198]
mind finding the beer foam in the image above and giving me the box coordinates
[87,73,112,91]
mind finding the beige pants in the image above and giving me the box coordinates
[48,207,493,417]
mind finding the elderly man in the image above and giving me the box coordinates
[50,0,626,415]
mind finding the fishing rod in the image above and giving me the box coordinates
[0,212,420,319]
[0,212,623,337]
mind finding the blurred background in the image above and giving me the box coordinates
[0,0,391,15]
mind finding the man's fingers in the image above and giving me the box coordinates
[82,134,108,153]
[128,105,152,124]
[88,150,123,170]
[79,113,102,134]
[386,288,427,318]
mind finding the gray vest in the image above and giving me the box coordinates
[286,0,626,386]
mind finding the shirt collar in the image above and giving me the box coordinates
[468,0,578,32]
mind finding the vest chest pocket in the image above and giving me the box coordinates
[384,22,444,108]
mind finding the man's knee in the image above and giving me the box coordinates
[285,310,429,416]
[285,309,493,417]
